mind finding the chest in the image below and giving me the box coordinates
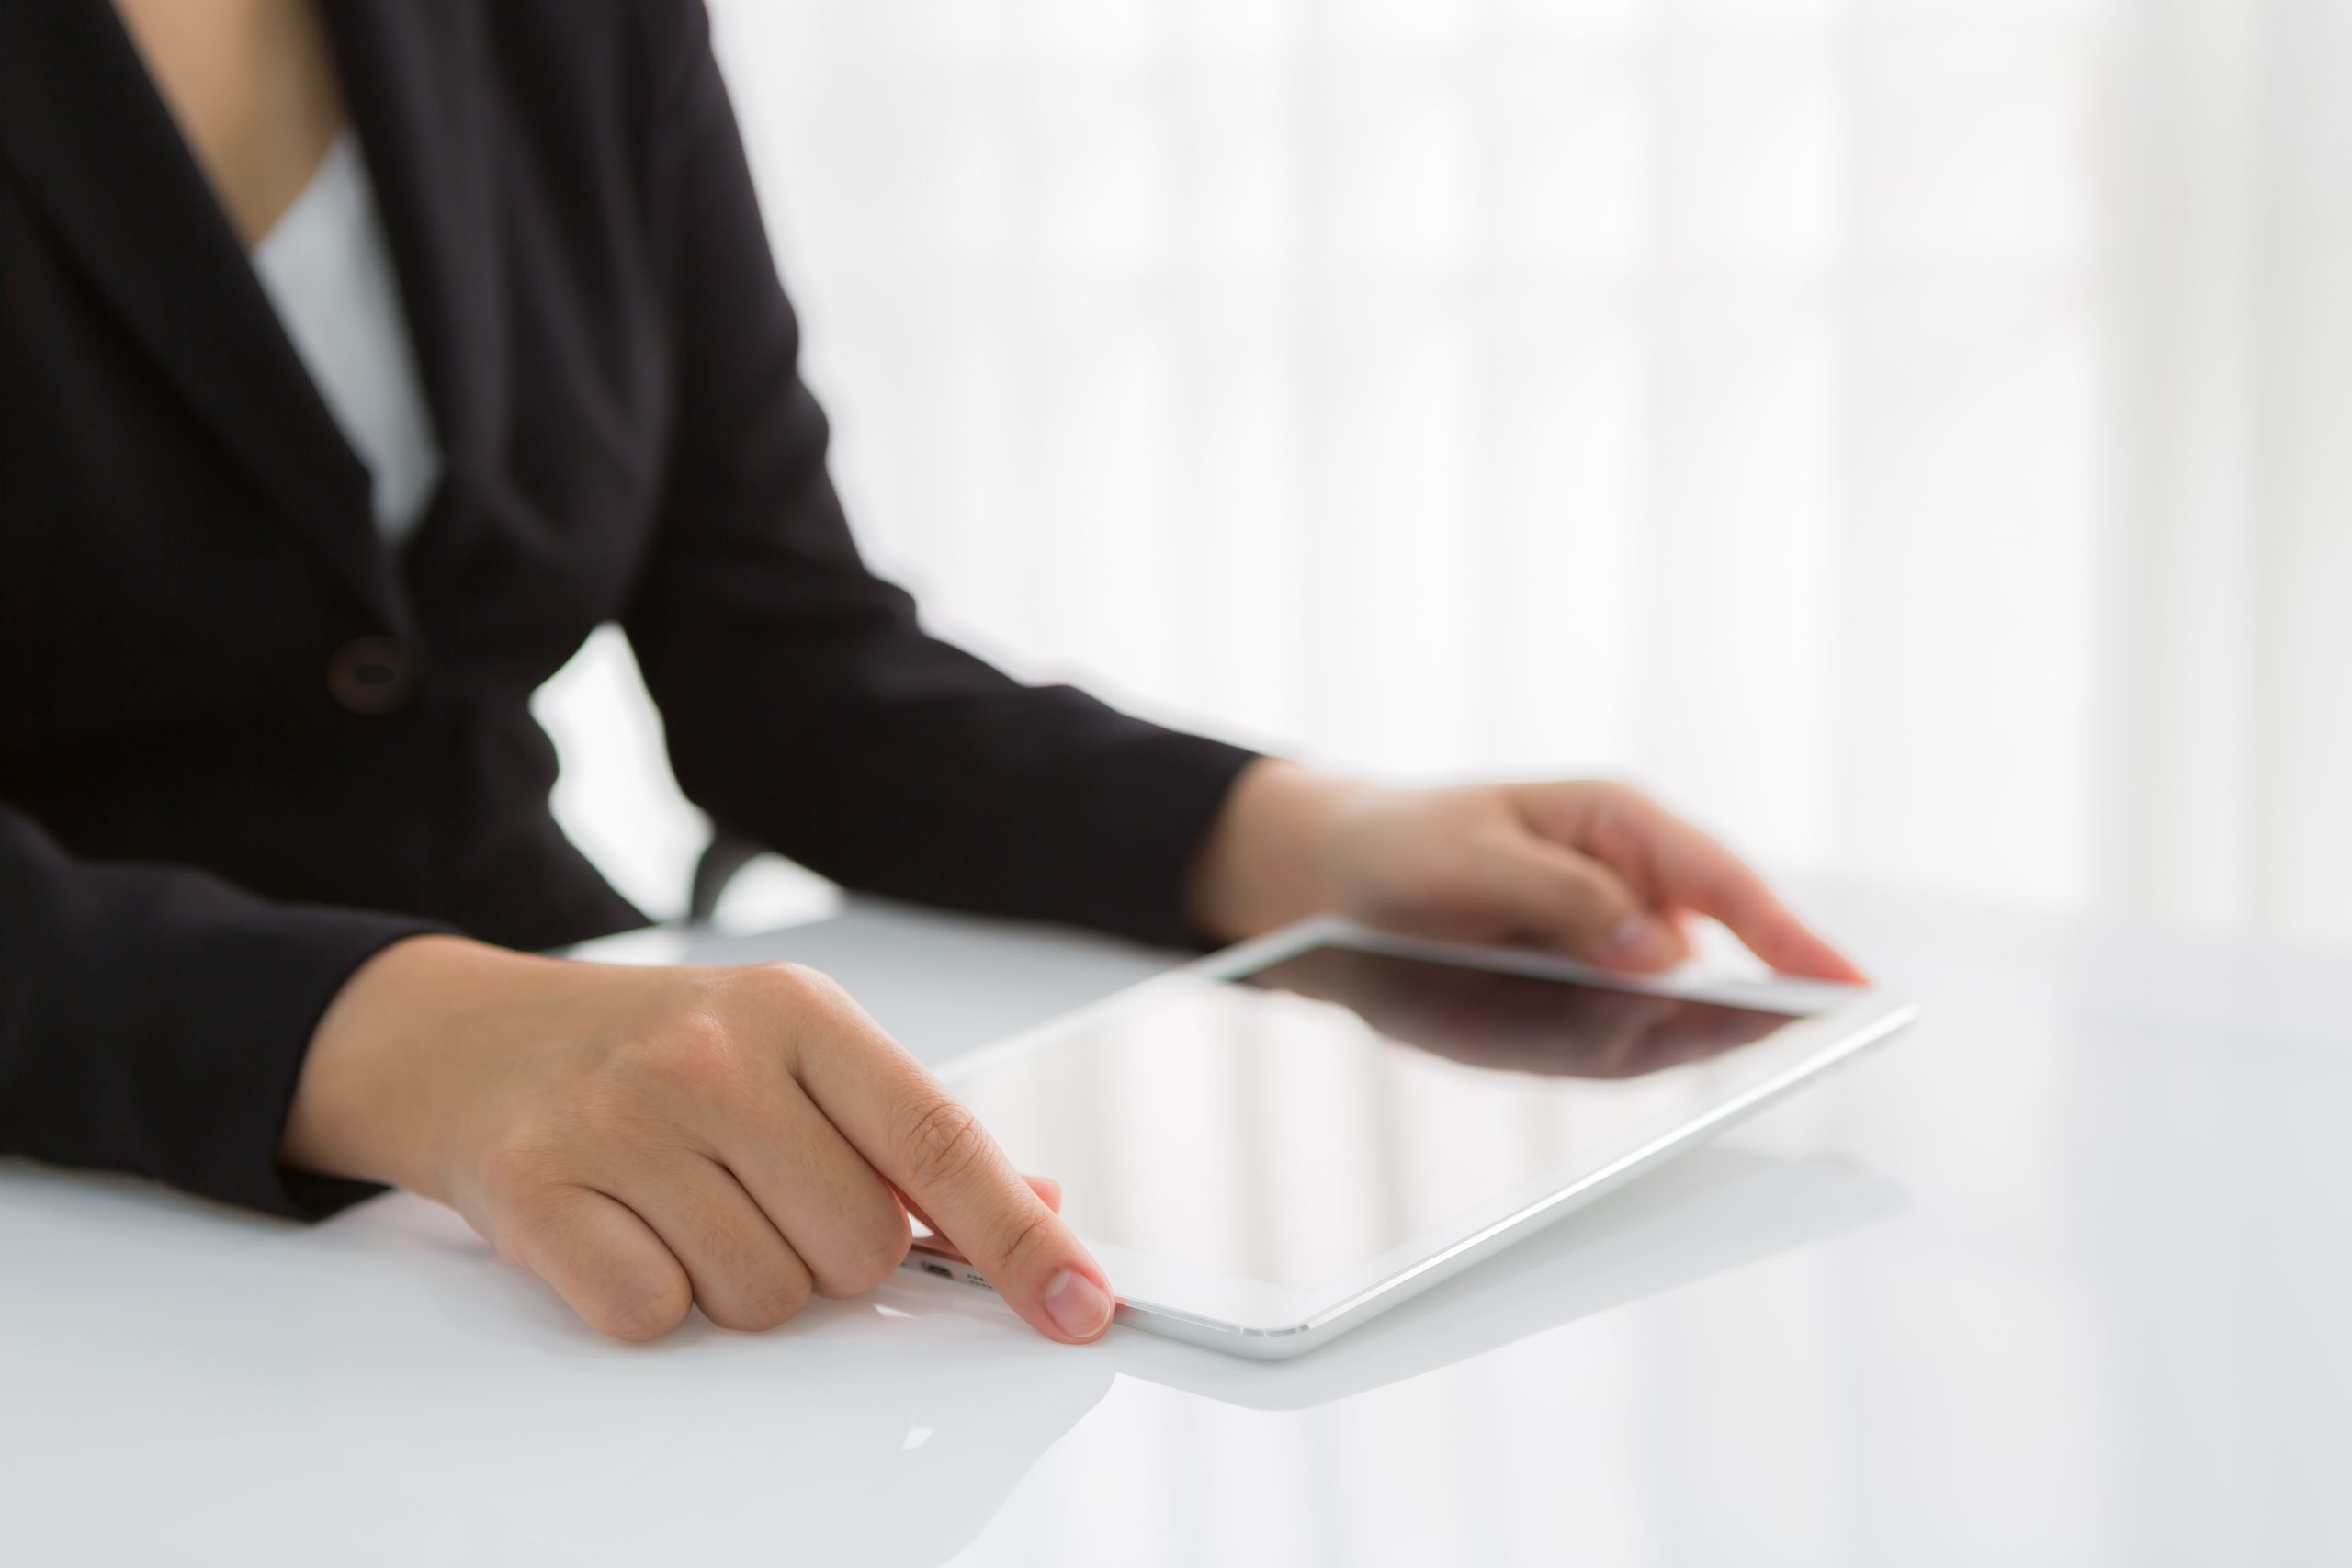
[0,131,673,743]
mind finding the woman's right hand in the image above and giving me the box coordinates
[281,936,1115,1345]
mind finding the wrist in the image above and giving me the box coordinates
[1184,759,1373,942]
[282,933,556,1202]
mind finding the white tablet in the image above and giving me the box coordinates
[902,917,1917,1359]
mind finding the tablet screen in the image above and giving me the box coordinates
[948,945,1806,1290]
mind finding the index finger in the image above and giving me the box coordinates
[1618,801,1867,983]
[786,992,1115,1345]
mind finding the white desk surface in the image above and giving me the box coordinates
[4,885,2347,1567]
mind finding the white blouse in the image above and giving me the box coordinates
[249,130,443,546]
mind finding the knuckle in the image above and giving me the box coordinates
[765,964,876,1063]
[1696,866,1747,911]
[596,1270,694,1343]
[1588,775,1645,807]
[1578,777,1651,827]
[477,1119,567,1212]
[487,1197,560,1270]
[988,1202,1062,1280]
[1468,818,1526,856]
[763,961,846,1003]
[1558,863,1626,916]
[610,1009,741,1103]
[899,1093,990,1193]
[716,1270,812,1333]
[750,961,854,1023]
[820,1213,914,1297]
[755,1269,816,1322]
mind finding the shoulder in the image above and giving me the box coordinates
[478,0,711,79]
[351,0,750,304]
[369,0,731,220]
[374,1,716,128]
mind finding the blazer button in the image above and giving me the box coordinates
[328,636,417,715]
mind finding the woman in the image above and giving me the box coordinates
[0,0,1861,1347]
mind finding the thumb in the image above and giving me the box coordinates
[1488,840,1687,972]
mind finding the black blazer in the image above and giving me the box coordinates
[0,1,1254,1218]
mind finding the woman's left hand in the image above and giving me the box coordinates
[1186,761,1865,982]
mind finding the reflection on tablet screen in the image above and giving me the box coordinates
[949,946,1806,1290]
[1245,945,1789,1080]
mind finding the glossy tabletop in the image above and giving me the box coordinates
[3,885,2346,1567]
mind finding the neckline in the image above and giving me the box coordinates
[251,127,357,259]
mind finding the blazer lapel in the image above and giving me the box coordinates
[324,0,507,589]
[0,1,394,625]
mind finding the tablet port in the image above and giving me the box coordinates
[920,1260,953,1280]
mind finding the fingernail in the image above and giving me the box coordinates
[1602,916,1676,970]
[1043,1269,1114,1340]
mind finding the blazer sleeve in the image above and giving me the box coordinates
[619,2,1259,949]
[0,804,442,1217]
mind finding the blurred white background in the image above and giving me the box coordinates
[536,0,2352,949]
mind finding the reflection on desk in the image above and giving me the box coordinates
[0,1134,1892,1565]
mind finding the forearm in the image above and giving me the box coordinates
[0,805,444,1217]
[643,611,1263,944]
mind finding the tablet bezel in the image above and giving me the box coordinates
[908,916,1917,1359]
